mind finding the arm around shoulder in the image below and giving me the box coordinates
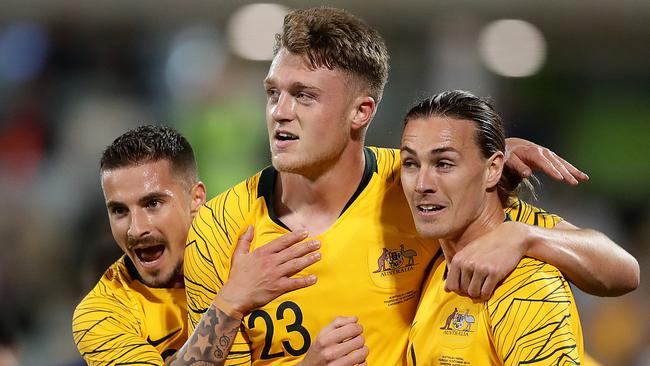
[525,220,640,296]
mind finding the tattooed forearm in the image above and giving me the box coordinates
[164,302,241,366]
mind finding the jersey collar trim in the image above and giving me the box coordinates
[257,147,378,230]
[123,255,140,282]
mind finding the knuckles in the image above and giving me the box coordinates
[321,348,337,361]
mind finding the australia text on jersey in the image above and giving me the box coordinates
[373,244,418,276]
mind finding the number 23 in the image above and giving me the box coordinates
[247,301,311,359]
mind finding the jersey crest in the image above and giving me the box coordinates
[372,244,419,275]
[440,307,476,334]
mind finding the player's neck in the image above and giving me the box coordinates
[440,194,505,262]
[274,145,366,236]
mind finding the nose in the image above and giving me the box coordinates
[127,209,152,238]
[415,167,437,194]
[271,92,295,122]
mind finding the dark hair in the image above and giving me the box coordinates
[100,125,198,185]
[274,7,389,103]
[404,90,533,205]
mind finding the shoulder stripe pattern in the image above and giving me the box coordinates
[488,260,580,365]
[73,277,166,365]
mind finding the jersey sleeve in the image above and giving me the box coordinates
[184,179,258,364]
[487,258,583,365]
[72,283,163,366]
[505,198,563,227]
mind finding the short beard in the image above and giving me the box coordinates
[141,259,184,288]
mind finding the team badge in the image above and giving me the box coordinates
[368,242,422,292]
[373,244,418,275]
[440,307,476,336]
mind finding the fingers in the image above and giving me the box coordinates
[558,155,589,182]
[450,261,487,299]
[233,226,254,257]
[532,148,563,180]
[323,316,360,335]
[447,259,492,299]
[265,232,321,282]
[480,275,498,301]
[280,274,318,293]
[265,241,321,294]
[466,269,486,299]
[314,317,367,366]
[278,243,320,272]
[329,333,365,361]
[504,152,532,178]
[317,316,362,346]
[276,239,321,264]
[542,149,575,184]
[459,266,472,297]
[507,140,589,185]
[330,321,363,344]
[263,230,310,253]
[444,262,460,295]
[331,345,369,366]
[544,150,589,185]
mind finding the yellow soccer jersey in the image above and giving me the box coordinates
[185,147,440,365]
[407,201,584,366]
[72,256,187,365]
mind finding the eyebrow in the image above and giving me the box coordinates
[263,78,321,93]
[106,201,126,211]
[400,145,459,156]
[105,192,169,210]
[137,192,169,205]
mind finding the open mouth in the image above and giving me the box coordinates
[134,245,165,264]
[275,132,299,141]
[417,204,445,213]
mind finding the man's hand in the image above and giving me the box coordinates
[299,316,369,366]
[446,221,530,301]
[505,137,588,185]
[219,226,321,315]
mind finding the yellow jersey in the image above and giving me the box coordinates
[185,148,555,365]
[185,147,439,365]
[407,201,584,366]
[72,256,187,365]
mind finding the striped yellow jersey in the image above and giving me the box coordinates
[72,256,187,365]
[184,148,555,366]
[407,200,584,366]
[185,147,440,365]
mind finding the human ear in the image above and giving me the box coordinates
[485,151,505,189]
[350,95,376,132]
[189,181,206,217]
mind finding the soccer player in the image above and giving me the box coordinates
[184,7,639,366]
[72,125,322,365]
[401,90,588,365]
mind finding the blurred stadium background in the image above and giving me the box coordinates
[0,1,647,365]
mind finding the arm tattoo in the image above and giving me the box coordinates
[165,302,242,366]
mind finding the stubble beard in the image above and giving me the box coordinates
[140,259,184,288]
[271,140,348,178]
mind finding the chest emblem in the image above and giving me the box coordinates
[373,245,418,275]
[440,308,476,334]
